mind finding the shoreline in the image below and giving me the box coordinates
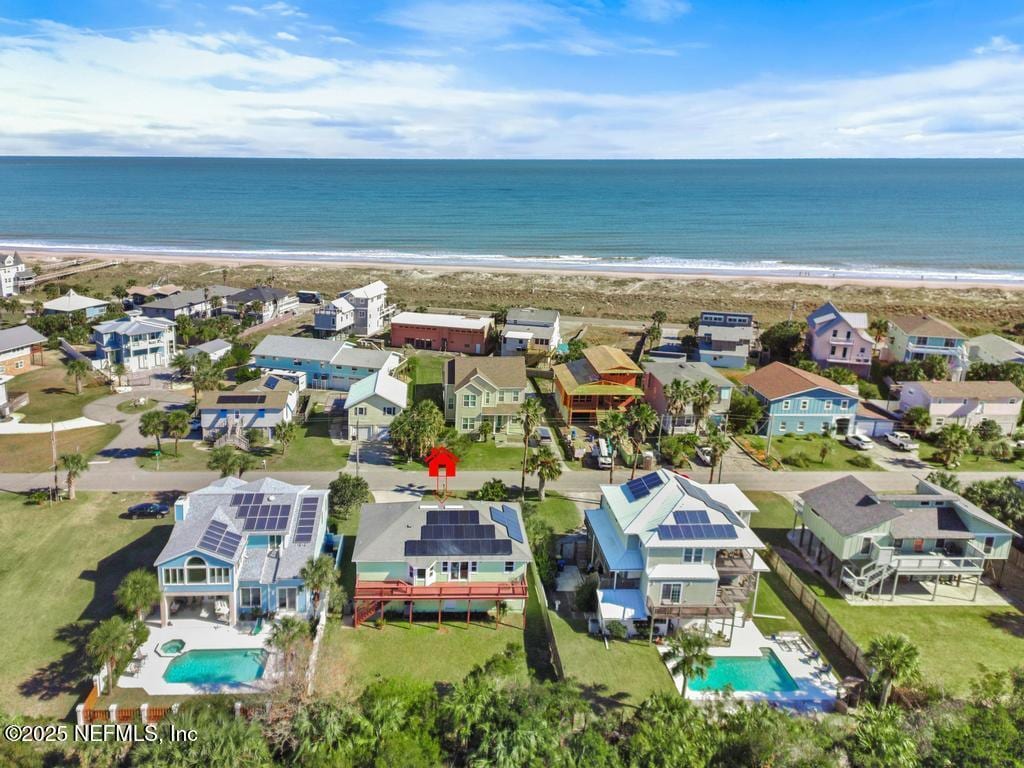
[15,246,1024,291]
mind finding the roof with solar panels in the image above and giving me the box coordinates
[597,469,762,549]
[154,476,329,579]
[352,499,533,564]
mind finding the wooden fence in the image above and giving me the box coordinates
[529,565,565,680]
[763,549,871,678]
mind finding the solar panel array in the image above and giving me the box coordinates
[198,520,243,559]
[405,506,513,556]
[294,496,319,544]
[426,508,480,525]
[218,394,267,405]
[490,504,524,543]
[673,509,710,525]
[625,472,665,500]
[230,493,266,506]
[242,504,291,532]
[657,523,738,541]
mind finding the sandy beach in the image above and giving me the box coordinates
[16,247,1024,334]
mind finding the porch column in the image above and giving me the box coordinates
[466,599,471,626]
[972,574,981,602]
[750,572,761,616]
[612,570,618,590]
[160,593,169,628]
[229,592,237,627]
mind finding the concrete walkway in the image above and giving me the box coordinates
[0,414,105,434]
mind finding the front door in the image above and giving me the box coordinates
[277,587,297,611]
[450,562,469,581]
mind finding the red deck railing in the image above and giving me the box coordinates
[353,577,528,601]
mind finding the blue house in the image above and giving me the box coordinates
[154,477,330,627]
[695,310,757,369]
[251,334,402,391]
[741,361,858,437]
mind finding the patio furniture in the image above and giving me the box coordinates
[169,600,181,615]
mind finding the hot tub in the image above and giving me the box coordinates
[156,639,186,657]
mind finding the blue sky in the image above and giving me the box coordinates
[1,0,1023,157]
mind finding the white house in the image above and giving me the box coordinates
[198,374,300,441]
[968,334,1024,366]
[500,307,561,356]
[339,281,396,336]
[897,379,1023,435]
[91,316,177,372]
[343,370,408,440]
[182,338,232,365]
[0,252,33,297]
[313,296,355,338]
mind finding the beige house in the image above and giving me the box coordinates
[897,379,1023,435]
[444,356,529,435]
[344,370,408,440]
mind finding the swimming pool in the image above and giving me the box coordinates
[688,649,798,693]
[163,649,266,686]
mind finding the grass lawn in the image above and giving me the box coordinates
[402,352,450,406]
[135,419,349,472]
[0,490,170,718]
[394,439,524,472]
[12,352,110,423]
[115,399,157,415]
[749,491,1024,694]
[0,424,121,473]
[918,442,1024,472]
[315,615,528,699]
[758,434,881,471]
[529,493,583,534]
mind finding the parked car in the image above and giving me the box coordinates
[593,438,612,470]
[845,434,873,451]
[695,445,713,465]
[536,426,554,446]
[189,417,201,432]
[885,431,920,451]
[128,502,169,519]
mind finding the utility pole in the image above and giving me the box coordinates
[50,421,57,505]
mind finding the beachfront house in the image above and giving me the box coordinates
[42,289,109,318]
[553,345,644,425]
[140,285,241,321]
[197,374,300,442]
[251,335,401,391]
[0,325,46,376]
[351,498,531,627]
[154,477,329,626]
[313,296,355,338]
[444,356,529,435]
[695,310,757,368]
[794,475,1018,601]
[390,311,495,355]
[642,360,733,434]
[896,379,1023,435]
[127,284,182,306]
[741,361,858,437]
[91,316,177,372]
[806,302,875,377]
[339,281,395,336]
[585,469,767,638]
[886,315,968,380]
[0,252,34,297]
[968,334,1024,366]
[343,370,408,440]
[500,307,562,357]
[226,286,299,323]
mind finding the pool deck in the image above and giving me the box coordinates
[117,617,276,696]
[660,615,838,711]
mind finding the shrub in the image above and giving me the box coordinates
[475,478,509,501]
[990,441,1014,461]
[783,451,812,468]
[605,620,628,641]
[849,454,875,469]
[235,366,261,383]
[575,574,599,613]
[973,418,1002,442]
[659,434,698,467]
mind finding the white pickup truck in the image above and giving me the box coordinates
[885,431,919,451]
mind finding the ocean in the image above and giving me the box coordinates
[1,157,1023,282]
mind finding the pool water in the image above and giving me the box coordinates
[688,649,799,693]
[163,649,266,685]
[160,639,185,655]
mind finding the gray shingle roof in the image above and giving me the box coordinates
[144,285,241,311]
[253,335,397,369]
[800,476,902,536]
[889,507,972,540]
[0,325,47,354]
[642,360,733,390]
[507,307,558,325]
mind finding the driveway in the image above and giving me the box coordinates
[82,388,194,468]
[861,437,927,471]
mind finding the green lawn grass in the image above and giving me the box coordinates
[13,352,110,423]
[394,439,524,472]
[749,490,1024,693]
[115,399,157,415]
[0,490,170,718]
[0,424,121,473]
[529,494,583,533]
[918,442,1024,472]
[760,434,881,471]
[402,352,450,406]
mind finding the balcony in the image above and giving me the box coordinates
[354,576,528,601]
[646,579,754,620]
[715,550,755,576]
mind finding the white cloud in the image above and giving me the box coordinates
[1,21,1024,158]
[227,4,261,16]
[262,2,306,18]
[275,31,298,41]
[624,0,692,23]
[973,35,1020,55]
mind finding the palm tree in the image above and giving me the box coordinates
[64,357,92,395]
[299,555,341,614]
[526,446,562,501]
[276,421,298,455]
[86,616,133,690]
[819,436,836,465]
[704,424,730,482]
[869,317,889,345]
[60,451,89,500]
[234,451,259,478]
[662,629,712,697]
[269,615,309,679]
[139,410,167,454]
[597,411,630,483]
[627,402,658,479]
[518,398,545,499]
[110,362,127,388]
[164,410,191,456]
[865,633,921,707]
[689,378,718,433]
[936,423,971,468]
[115,569,160,621]
[175,315,196,346]
[903,406,931,436]
[664,378,692,436]
[207,445,238,477]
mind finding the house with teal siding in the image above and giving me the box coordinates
[794,475,1018,601]
[886,314,968,380]
[585,469,767,640]
[251,334,402,391]
[351,499,532,627]
[154,477,329,627]
[741,361,858,437]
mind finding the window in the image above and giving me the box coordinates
[504,561,515,573]
[799,399,809,411]
[186,556,208,584]
[208,567,230,584]
[860,538,872,555]
[353,406,367,416]
[983,536,995,554]
[796,421,805,432]
[416,567,426,580]
[449,561,470,580]
[824,401,833,412]
[163,567,185,585]
[441,561,449,573]
[840,400,849,410]
[470,561,478,573]
[660,583,682,604]
[268,535,283,551]
[277,587,297,611]
[779,421,788,432]
[240,587,261,608]
[893,539,904,550]
[383,406,396,416]
[935,538,945,550]
[682,548,703,563]
[462,393,477,407]
[782,400,791,411]
[460,418,474,431]
[831,329,838,338]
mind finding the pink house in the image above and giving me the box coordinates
[806,302,875,377]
